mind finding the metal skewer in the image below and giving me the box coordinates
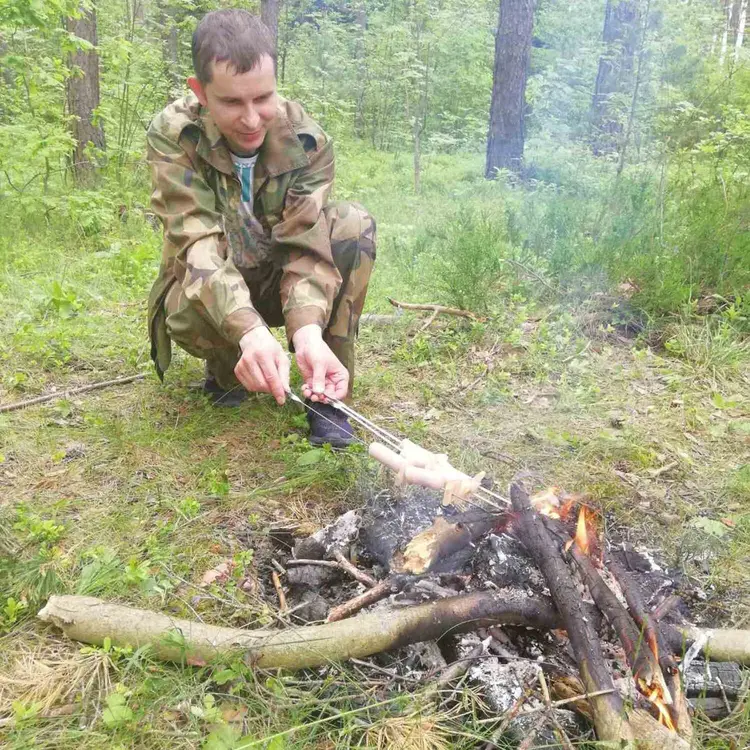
[287,390,509,508]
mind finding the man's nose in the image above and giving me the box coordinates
[241,105,260,130]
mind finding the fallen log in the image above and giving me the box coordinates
[39,590,564,671]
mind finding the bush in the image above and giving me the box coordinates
[420,207,522,313]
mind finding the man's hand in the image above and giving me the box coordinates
[235,327,291,405]
[293,324,349,402]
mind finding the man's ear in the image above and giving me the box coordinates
[187,76,208,107]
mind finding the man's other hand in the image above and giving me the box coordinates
[293,324,349,402]
[236,327,290,405]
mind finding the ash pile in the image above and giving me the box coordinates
[258,482,747,749]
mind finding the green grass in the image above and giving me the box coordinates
[1,147,749,748]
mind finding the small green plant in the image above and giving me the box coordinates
[13,507,65,546]
[177,496,202,519]
[424,207,519,312]
[11,700,42,729]
[200,468,230,498]
[102,687,135,729]
[47,280,84,318]
[1,596,28,631]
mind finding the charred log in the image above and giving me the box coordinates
[509,484,632,743]
[609,558,692,739]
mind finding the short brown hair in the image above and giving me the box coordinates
[192,9,276,84]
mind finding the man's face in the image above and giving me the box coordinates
[188,55,277,155]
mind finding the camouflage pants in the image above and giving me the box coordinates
[164,201,376,395]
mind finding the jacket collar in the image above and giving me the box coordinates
[195,96,310,179]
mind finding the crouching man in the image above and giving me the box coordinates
[146,9,375,447]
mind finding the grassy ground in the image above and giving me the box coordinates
[1,149,749,748]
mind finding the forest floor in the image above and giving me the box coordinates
[1,151,749,748]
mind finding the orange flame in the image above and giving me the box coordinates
[565,506,591,555]
[531,487,563,518]
[646,687,677,732]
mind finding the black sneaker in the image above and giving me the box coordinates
[306,400,355,448]
[202,374,248,407]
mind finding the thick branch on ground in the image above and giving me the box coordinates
[609,559,692,739]
[387,297,482,321]
[509,484,632,744]
[664,625,750,666]
[39,591,563,671]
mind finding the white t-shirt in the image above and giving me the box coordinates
[230,152,259,217]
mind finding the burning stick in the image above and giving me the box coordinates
[546,509,672,728]
[508,484,633,744]
[608,559,693,740]
[511,485,690,749]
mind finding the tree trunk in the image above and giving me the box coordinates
[66,4,105,185]
[485,0,535,177]
[734,0,748,61]
[261,0,281,50]
[590,0,640,154]
[157,1,182,101]
[720,0,731,66]
[353,3,368,139]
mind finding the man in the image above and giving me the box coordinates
[146,9,375,447]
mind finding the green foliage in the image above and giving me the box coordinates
[421,207,520,312]
[728,465,750,503]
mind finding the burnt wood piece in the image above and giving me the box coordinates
[683,660,744,699]
[608,558,692,739]
[509,484,631,743]
[393,510,499,575]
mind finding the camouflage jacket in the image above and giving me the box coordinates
[146,93,341,378]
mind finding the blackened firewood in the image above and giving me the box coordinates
[608,558,692,740]
[509,483,632,744]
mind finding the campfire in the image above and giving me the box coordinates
[38,413,750,749]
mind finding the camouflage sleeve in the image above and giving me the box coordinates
[272,136,343,343]
[147,127,266,346]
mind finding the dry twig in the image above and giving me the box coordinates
[0,373,146,414]
[387,297,483,323]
